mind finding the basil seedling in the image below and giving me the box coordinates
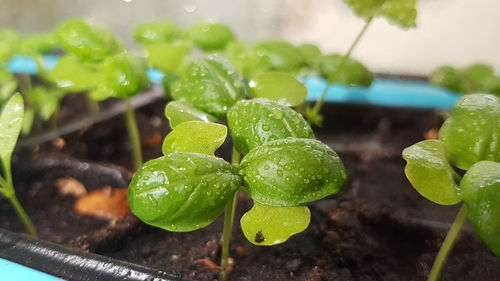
[402,94,499,281]
[187,22,234,52]
[0,93,37,237]
[129,71,347,277]
[252,40,303,73]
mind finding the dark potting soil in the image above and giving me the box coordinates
[1,91,498,280]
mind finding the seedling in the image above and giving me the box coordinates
[402,94,499,281]
[52,20,149,170]
[0,93,37,237]
[128,59,347,278]
[307,0,418,126]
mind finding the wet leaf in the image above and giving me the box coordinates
[187,22,234,51]
[343,0,417,29]
[128,153,241,232]
[402,140,461,205]
[145,41,191,73]
[439,94,500,170]
[51,56,99,91]
[240,138,347,206]
[165,101,218,129]
[134,21,183,44]
[227,98,314,155]
[162,121,227,155]
[459,161,500,256]
[0,93,24,173]
[240,201,310,246]
[252,40,303,73]
[226,41,270,78]
[74,186,130,220]
[319,54,373,87]
[171,58,245,117]
[249,72,307,106]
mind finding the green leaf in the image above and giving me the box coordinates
[51,56,99,91]
[439,94,500,170]
[171,58,245,117]
[95,53,150,99]
[134,21,183,44]
[21,107,35,136]
[144,41,192,73]
[0,29,20,63]
[0,93,24,173]
[319,54,373,87]
[459,161,500,256]
[227,98,314,155]
[429,66,463,93]
[56,19,123,62]
[252,40,304,73]
[0,79,18,102]
[187,22,234,51]
[19,32,59,56]
[343,0,417,29]
[162,121,227,155]
[128,153,241,232]
[26,87,65,121]
[240,138,347,206]
[298,43,322,69]
[240,201,310,246]
[226,41,271,78]
[165,100,218,129]
[249,72,307,106]
[402,140,461,205]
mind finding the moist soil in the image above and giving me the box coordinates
[1,89,499,280]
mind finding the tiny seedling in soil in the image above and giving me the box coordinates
[128,57,347,278]
[403,94,499,281]
[0,93,37,237]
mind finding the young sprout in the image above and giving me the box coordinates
[307,0,418,126]
[402,94,499,281]
[0,93,37,237]
[128,63,347,278]
[430,64,500,96]
[251,40,304,73]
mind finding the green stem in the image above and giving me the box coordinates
[125,98,143,170]
[8,195,37,238]
[86,93,100,115]
[428,205,468,281]
[311,17,373,116]
[220,148,240,279]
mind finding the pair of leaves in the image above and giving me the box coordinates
[225,41,271,78]
[430,64,500,97]
[319,54,373,87]
[402,94,499,256]
[343,0,417,29]
[252,40,304,73]
[187,22,234,52]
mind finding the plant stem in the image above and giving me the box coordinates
[86,93,100,115]
[427,205,468,281]
[8,195,37,238]
[124,98,143,170]
[310,17,373,117]
[220,148,240,279]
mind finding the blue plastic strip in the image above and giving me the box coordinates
[6,55,462,109]
[0,258,63,281]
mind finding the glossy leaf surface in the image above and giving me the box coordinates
[226,41,270,78]
[249,72,307,106]
[240,138,347,206]
[51,56,99,91]
[128,153,241,232]
[460,161,500,256]
[227,98,314,155]
[56,19,123,62]
[165,101,218,129]
[343,0,417,29]
[145,42,191,73]
[0,93,24,171]
[319,54,373,87]
[171,59,245,117]
[402,140,461,205]
[252,40,303,73]
[162,121,227,155]
[240,201,310,246]
[439,94,500,170]
[134,21,183,44]
[187,22,234,51]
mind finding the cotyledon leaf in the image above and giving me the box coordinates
[239,138,347,206]
[165,101,218,129]
[459,161,500,257]
[145,42,191,73]
[128,153,241,232]
[187,22,234,51]
[343,0,417,29]
[162,121,227,155]
[402,140,461,205]
[439,94,500,170]
[240,201,310,246]
[51,56,99,92]
[249,72,307,106]
[252,40,303,73]
[319,54,373,87]
[134,21,183,44]
[0,93,24,172]
[227,98,314,155]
